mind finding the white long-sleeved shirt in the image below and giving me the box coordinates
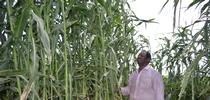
[121,65,164,100]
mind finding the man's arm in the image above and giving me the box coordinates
[153,72,164,100]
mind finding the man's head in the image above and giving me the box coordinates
[137,50,151,67]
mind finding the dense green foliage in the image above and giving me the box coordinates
[0,0,149,99]
[154,0,210,100]
[0,0,209,100]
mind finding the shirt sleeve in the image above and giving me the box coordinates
[153,72,164,100]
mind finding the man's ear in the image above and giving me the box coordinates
[146,58,150,63]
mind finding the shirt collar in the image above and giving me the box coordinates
[137,65,150,72]
[144,65,150,70]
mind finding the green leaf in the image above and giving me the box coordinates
[159,0,169,13]
[178,51,207,100]
[0,70,25,76]
[14,7,30,39]
[31,10,51,63]
[97,0,105,7]
[200,2,209,14]
[187,0,205,9]
[199,81,210,97]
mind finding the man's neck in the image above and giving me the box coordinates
[138,63,148,72]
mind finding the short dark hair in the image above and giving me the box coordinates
[146,51,151,60]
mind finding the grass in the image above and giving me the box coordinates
[0,0,209,99]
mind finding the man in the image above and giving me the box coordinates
[120,50,164,100]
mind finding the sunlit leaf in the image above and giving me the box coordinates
[31,10,51,64]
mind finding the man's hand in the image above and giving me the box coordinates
[113,85,122,100]
[113,84,121,94]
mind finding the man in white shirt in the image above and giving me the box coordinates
[121,50,164,100]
